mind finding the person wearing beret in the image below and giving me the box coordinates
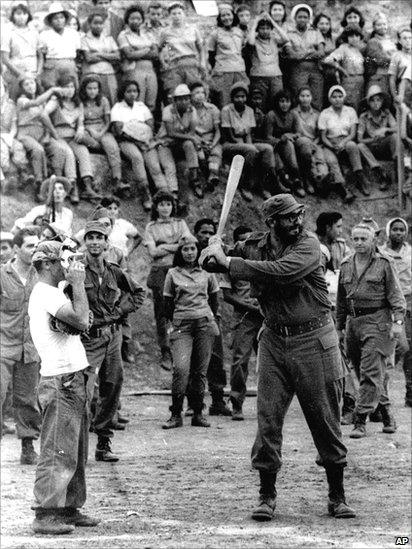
[200,194,355,522]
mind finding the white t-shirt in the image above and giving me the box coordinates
[28,281,88,376]
[110,218,139,257]
[110,100,152,124]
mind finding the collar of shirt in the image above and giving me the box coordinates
[363,109,388,123]
[85,257,108,275]
[176,265,202,274]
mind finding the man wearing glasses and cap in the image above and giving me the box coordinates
[28,240,98,534]
[200,194,355,522]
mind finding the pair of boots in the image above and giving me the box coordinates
[252,466,356,521]
[32,507,99,535]
[163,396,210,429]
[350,405,397,438]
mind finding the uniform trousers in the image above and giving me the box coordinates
[83,329,123,440]
[147,265,171,353]
[161,57,204,98]
[33,368,90,510]
[223,142,275,191]
[18,133,48,182]
[80,131,122,180]
[251,320,347,472]
[345,309,395,415]
[0,357,41,439]
[48,138,93,180]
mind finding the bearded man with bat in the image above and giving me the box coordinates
[200,155,355,522]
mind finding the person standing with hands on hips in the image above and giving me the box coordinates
[200,194,355,522]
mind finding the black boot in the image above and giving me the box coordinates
[95,436,119,462]
[353,170,370,196]
[251,471,277,521]
[325,465,356,518]
[20,438,38,465]
[380,405,397,433]
[341,394,355,425]
[350,412,367,438]
[32,509,75,535]
[80,176,102,201]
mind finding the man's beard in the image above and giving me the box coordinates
[274,222,303,244]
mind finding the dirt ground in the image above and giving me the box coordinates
[1,364,411,549]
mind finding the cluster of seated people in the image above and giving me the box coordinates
[0,0,410,211]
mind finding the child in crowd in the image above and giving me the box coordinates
[0,3,41,100]
[100,195,143,259]
[265,89,306,197]
[365,13,396,96]
[245,12,289,112]
[162,234,219,430]
[118,4,159,113]
[78,75,129,196]
[190,82,221,192]
[144,190,191,372]
[81,10,120,106]
[208,3,247,109]
[42,73,100,204]
[323,24,365,111]
[39,2,81,89]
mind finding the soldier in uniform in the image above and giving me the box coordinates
[200,194,355,521]
[336,223,406,439]
[81,221,145,462]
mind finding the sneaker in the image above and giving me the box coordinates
[191,414,210,427]
[32,516,75,535]
[20,439,38,465]
[349,423,367,439]
[64,510,100,527]
[251,495,276,521]
[209,401,232,417]
[328,499,356,518]
[162,415,183,429]
[95,439,119,462]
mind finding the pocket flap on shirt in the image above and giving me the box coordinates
[319,331,338,350]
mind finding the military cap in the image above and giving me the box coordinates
[31,240,62,263]
[262,193,304,220]
[84,221,109,238]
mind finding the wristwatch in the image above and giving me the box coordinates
[394,320,404,325]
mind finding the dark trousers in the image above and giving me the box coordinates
[0,357,41,439]
[346,309,394,415]
[170,317,215,415]
[230,313,261,407]
[147,265,171,352]
[33,368,90,510]
[252,321,347,472]
[83,329,123,439]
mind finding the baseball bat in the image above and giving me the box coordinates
[202,154,244,269]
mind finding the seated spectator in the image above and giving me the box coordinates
[318,85,369,200]
[190,82,222,193]
[365,13,396,96]
[0,76,29,190]
[208,3,247,109]
[81,10,120,106]
[144,190,191,371]
[111,79,177,210]
[118,4,159,113]
[160,84,202,198]
[245,12,288,112]
[13,176,73,236]
[323,24,365,112]
[221,82,279,201]
[0,3,41,100]
[42,73,101,204]
[159,2,206,100]
[100,195,143,259]
[357,85,396,191]
[39,2,81,89]
[265,89,306,197]
[78,75,129,196]
[284,4,325,111]
[16,76,65,202]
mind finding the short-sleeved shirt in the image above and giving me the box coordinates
[81,31,118,75]
[318,105,358,139]
[110,218,142,258]
[324,43,364,75]
[28,281,89,376]
[285,27,324,58]
[17,97,44,129]
[248,36,284,77]
[39,27,81,60]
[221,103,255,143]
[163,265,219,320]
[292,105,320,140]
[110,100,152,124]
[162,103,198,133]
[194,101,220,137]
[117,26,155,72]
[208,27,245,73]
[144,218,191,266]
[160,24,202,64]
[266,109,300,138]
[83,96,111,130]
[358,109,396,140]
[0,24,39,74]
[389,50,411,86]
[14,204,73,236]
[49,99,83,139]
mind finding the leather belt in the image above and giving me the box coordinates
[349,306,384,318]
[265,314,331,337]
[87,322,120,339]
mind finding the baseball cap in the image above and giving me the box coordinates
[84,221,109,238]
[262,194,304,221]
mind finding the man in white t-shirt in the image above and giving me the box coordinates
[28,240,99,535]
